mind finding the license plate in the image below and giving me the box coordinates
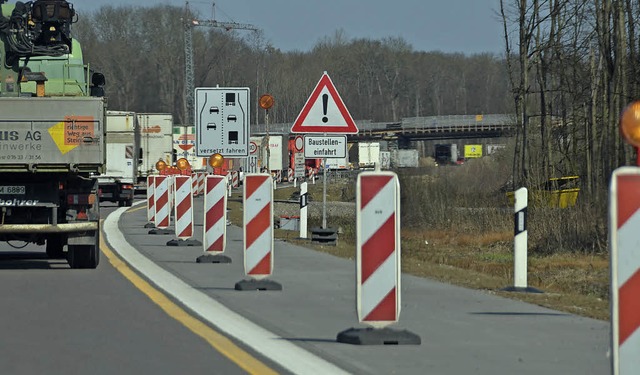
[0,185,26,195]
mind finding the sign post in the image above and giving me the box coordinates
[291,72,358,233]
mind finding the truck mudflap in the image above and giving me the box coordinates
[0,222,98,233]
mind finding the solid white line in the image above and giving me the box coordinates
[104,204,349,375]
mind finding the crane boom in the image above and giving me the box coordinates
[183,2,258,127]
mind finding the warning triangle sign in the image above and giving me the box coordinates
[290,72,359,134]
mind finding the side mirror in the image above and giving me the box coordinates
[91,72,105,87]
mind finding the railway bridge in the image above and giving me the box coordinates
[253,114,518,141]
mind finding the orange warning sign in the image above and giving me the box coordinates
[64,116,95,145]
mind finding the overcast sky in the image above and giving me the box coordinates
[79,0,504,55]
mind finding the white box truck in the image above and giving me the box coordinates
[98,111,138,206]
[137,113,174,190]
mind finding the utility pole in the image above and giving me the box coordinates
[183,1,258,127]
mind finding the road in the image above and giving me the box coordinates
[0,203,279,375]
[0,197,612,374]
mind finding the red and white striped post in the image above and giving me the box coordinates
[144,175,155,228]
[610,167,640,374]
[191,173,199,197]
[337,171,420,345]
[167,175,201,246]
[196,175,231,263]
[231,170,239,188]
[235,174,281,291]
[149,175,172,235]
[197,171,206,195]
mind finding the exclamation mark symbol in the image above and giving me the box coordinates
[322,93,329,123]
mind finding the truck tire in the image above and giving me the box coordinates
[46,235,66,259]
[125,198,133,207]
[67,244,100,269]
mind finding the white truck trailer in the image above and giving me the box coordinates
[97,111,138,206]
[136,113,174,191]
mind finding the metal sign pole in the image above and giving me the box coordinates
[322,156,327,229]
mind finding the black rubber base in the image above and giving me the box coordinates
[166,238,202,246]
[144,223,155,228]
[336,327,421,345]
[501,286,544,293]
[234,279,282,291]
[196,254,232,263]
[148,228,173,235]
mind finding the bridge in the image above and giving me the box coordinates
[252,114,519,141]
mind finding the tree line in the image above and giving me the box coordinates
[73,2,640,206]
[500,0,640,202]
[72,5,512,126]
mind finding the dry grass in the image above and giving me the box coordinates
[228,163,611,321]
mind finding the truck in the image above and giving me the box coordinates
[435,143,459,165]
[348,142,380,169]
[173,125,206,171]
[0,0,106,268]
[136,113,173,191]
[391,149,419,168]
[252,134,286,172]
[97,111,138,207]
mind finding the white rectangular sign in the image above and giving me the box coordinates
[294,152,305,177]
[304,135,347,159]
[195,87,250,157]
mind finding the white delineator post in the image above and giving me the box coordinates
[513,187,528,289]
[337,171,419,345]
[299,181,308,239]
[235,174,281,290]
[610,167,640,375]
[196,175,231,263]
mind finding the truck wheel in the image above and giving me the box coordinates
[46,235,65,259]
[67,244,100,269]
[125,198,133,207]
[118,200,124,207]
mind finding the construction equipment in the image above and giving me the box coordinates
[0,0,106,268]
[183,1,257,128]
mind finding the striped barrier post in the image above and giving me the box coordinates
[191,173,199,196]
[288,168,294,183]
[610,167,640,375]
[502,188,542,293]
[167,175,201,246]
[144,175,156,228]
[197,171,206,195]
[337,171,420,345]
[149,175,172,235]
[235,174,281,291]
[231,171,239,188]
[196,175,231,263]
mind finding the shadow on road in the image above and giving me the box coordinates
[0,251,68,270]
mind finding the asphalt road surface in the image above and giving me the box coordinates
[0,197,612,375]
[0,203,282,375]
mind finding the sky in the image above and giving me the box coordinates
[79,0,505,55]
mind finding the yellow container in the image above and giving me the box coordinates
[505,176,580,208]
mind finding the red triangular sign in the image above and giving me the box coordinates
[290,72,359,134]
